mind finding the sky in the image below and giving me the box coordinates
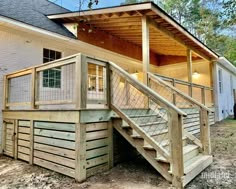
[50,0,124,11]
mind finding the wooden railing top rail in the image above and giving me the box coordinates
[148,73,213,113]
[109,61,187,117]
[5,53,81,79]
[154,73,213,90]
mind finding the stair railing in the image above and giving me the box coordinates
[109,61,187,185]
[148,72,212,155]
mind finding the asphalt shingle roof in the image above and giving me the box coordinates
[0,0,75,38]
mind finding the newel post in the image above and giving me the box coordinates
[3,75,9,110]
[31,68,37,109]
[75,54,88,109]
[200,109,211,155]
[169,110,184,188]
[75,54,87,182]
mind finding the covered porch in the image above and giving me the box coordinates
[49,2,217,108]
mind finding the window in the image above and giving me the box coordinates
[88,63,104,92]
[43,48,62,88]
[218,69,223,94]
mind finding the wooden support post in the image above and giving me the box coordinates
[3,76,9,110]
[29,120,34,164]
[142,15,150,86]
[187,49,193,97]
[209,61,214,106]
[169,110,184,188]
[31,68,36,109]
[201,87,206,105]
[211,62,218,119]
[106,63,111,108]
[14,120,18,160]
[200,109,211,155]
[108,120,113,169]
[1,121,6,153]
[75,123,87,182]
[75,54,88,109]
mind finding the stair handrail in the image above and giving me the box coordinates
[148,72,213,113]
[109,61,187,117]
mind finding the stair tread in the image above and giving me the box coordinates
[139,121,167,127]
[129,114,160,118]
[143,136,187,150]
[131,128,168,139]
[183,144,199,154]
[155,144,199,162]
[184,154,212,174]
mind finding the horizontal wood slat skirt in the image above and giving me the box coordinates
[33,121,76,177]
[17,120,30,162]
[86,122,110,177]
[3,111,112,181]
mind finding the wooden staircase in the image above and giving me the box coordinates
[112,109,212,188]
[109,62,213,188]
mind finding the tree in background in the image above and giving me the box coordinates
[223,0,236,26]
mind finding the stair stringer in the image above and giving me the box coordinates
[112,118,172,182]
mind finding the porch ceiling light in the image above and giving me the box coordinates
[192,70,200,77]
[131,71,139,80]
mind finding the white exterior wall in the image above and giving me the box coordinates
[215,63,236,121]
[0,27,78,152]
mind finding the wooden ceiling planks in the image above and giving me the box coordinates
[48,2,218,59]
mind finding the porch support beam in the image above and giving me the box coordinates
[209,61,214,106]
[187,49,193,97]
[142,15,150,85]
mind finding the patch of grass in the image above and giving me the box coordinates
[225,117,236,121]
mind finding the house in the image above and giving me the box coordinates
[213,57,236,120]
[0,0,236,188]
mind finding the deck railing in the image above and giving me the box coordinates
[3,54,214,112]
[153,73,214,107]
[3,54,108,110]
[148,73,211,154]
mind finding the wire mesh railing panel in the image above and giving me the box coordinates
[149,80,174,104]
[36,63,75,104]
[149,75,202,138]
[8,74,31,105]
[87,62,107,105]
[205,89,214,107]
[192,87,202,104]
[111,68,170,150]
[175,83,189,96]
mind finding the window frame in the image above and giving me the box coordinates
[218,69,223,94]
[42,48,63,89]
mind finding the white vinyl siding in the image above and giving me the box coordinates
[0,27,78,152]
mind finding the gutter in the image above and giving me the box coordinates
[216,57,236,76]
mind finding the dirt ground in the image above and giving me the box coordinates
[0,118,236,189]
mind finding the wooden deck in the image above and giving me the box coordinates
[2,53,215,188]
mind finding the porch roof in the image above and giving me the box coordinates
[48,2,218,60]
